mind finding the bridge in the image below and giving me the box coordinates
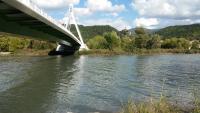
[0,0,88,55]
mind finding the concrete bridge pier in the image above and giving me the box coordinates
[48,43,79,56]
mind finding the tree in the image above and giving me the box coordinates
[191,40,200,49]
[0,34,56,52]
[104,31,120,50]
[28,40,56,50]
[177,38,190,49]
[120,29,130,38]
[161,38,179,49]
[87,35,107,49]
[147,35,161,49]
[121,37,135,52]
[8,37,29,52]
[0,37,9,52]
[161,38,190,49]
[135,34,149,48]
[135,27,146,35]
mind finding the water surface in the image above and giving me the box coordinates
[0,54,200,113]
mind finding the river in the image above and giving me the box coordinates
[0,54,200,113]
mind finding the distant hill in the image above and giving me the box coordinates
[155,24,200,40]
[129,28,156,35]
[71,25,118,41]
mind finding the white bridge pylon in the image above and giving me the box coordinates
[66,4,89,51]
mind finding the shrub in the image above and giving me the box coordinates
[104,31,121,50]
[121,37,135,52]
[87,35,108,49]
[0,37,9,52]
[135,34,149,48]
[191,40,200,49]
[0,34,56,52]
[161,38,190,49]
[147,34,161,49]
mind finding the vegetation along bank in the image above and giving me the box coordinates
[1,24,200,56]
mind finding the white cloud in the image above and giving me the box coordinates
[74,8,92,16]
[132,0,200,28]
[73,0,125,17]
[134,18,159,29]
[86,0,125,13]
[32,0,80,9]
[132,0,200,19]
[33,0,125,15]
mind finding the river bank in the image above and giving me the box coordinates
[0,49,50,57]
[76,49,200,56]
[1,48,200,57]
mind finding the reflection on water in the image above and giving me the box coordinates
[0,54,200,113]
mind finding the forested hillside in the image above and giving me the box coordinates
[156,24,200,40]
[71,25,118,41]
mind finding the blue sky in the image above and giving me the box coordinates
[32,0,200,30]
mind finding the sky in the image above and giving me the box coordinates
[32,0,200,30]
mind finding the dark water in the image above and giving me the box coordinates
[0,54,200,113]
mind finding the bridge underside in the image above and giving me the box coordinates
[0,0,80,54]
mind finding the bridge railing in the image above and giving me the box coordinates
[17,0,67,31]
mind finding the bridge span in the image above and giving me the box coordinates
[0,0,87,54]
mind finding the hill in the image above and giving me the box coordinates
[71,25,118,41]
[155,24,200,40]
[129,28,156,35]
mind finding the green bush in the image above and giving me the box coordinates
[135,34,149,48]
[28,40,56,50]
[0,37,9,52]
[104,31,121,50]
[191,40,200,49]
[0,34,56,52]
[121,37,135,52]
[8,37,29,52]
[161,38,190,49]
[146,34,161,49]
[87,35,107,49]
[135,27,146,35]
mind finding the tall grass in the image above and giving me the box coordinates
[120,97,183,113]
[119,82,200,113]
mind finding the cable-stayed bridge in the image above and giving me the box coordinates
[0,0,88,55]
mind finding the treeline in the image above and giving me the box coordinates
[87,28,200,52]
[0,34,56,52]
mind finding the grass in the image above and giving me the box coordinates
[119,83,200,113]
[119,77,200,113]
[120,98,181,113]
[119,94,200,113]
